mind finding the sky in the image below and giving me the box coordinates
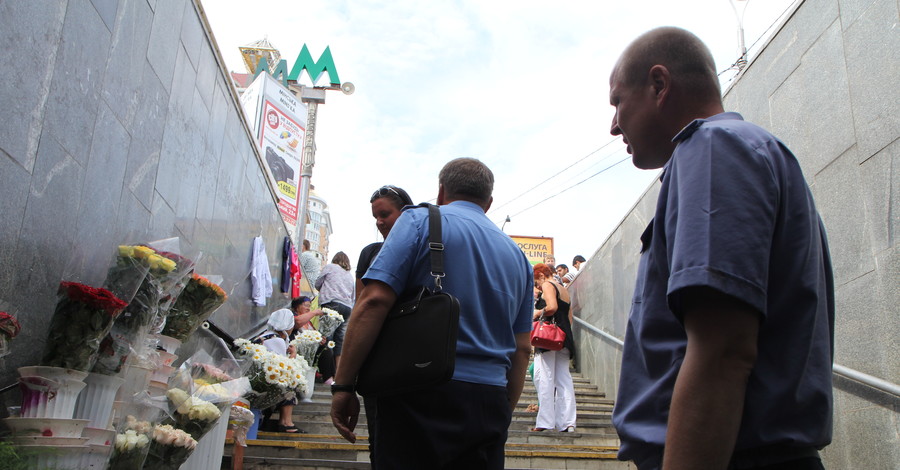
[203,0,798,269]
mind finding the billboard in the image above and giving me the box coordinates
[510,236,554,266]
[240,73,308,237]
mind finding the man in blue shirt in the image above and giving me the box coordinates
[330,158,534,469]
[609,27,834,469]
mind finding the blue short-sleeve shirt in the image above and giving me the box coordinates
[613,113,834,466]
[364,201,534,387]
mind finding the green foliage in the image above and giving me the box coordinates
[0,440,37,470]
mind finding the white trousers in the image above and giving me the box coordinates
[533,348,577,430]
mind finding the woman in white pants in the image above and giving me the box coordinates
[532,263,577,432]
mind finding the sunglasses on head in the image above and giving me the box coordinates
[371,185,401,202]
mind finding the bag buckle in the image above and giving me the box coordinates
[431,272,445,291]
[428,242,444,251]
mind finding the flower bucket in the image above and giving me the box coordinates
[115,364,153,402]
[83,443,113,468]
[2,417,90,437]
[19,376,86,419]
[246,408,262,440]
[19,365,88,382]
[18,444,89,469]
[83,426,116,446]
[74,372,125,429]
[154,334,181,354]
[299,367,316,402]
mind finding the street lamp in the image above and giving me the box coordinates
[289,82,354,248]
[729,0,750,72]
[501,215,511,232]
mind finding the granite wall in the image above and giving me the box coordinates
[0,0,292,391]
[570,0,899,466]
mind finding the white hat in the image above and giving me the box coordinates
[267,308,294,332]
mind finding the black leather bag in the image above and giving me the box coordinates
[355,205,460,397]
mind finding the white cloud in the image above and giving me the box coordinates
[203,0,798,269]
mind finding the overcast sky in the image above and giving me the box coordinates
[203,0,798,269]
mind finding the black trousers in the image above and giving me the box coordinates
[373,380,511,470]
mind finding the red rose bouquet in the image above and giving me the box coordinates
[41,282,128,371]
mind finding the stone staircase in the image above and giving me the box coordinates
[223,372,635,469]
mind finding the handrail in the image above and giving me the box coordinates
[574,316,624,347]
[574,316,900,398]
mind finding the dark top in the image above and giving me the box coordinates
[613,112,834,463]
[356,242,383,280]
[535,283,575,360]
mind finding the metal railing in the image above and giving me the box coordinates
[574,316,900,398]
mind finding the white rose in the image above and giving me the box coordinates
[136,434,150,448]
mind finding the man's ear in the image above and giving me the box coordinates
[648,64,671,106]
[483,196,493,213]
[437,184,446,205]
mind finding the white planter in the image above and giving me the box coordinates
[74,372,125,429]
[19,376,86,419]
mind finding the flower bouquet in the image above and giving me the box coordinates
[234,339,310,409]
[144,424,197,470]
[40,281,128,371]
[0,311,21,359]
[228,402,256,447]
[160,273,227,342]
[316,307,345,338]
[108,415,153,469]
[290,329,323,366]
[164,387,222,440]
[149,249,197,335]
[92,245,193,375]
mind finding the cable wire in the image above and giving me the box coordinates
[487,136,622,216]
[507,155,631,220]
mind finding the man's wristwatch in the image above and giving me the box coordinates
[331,384,356,395]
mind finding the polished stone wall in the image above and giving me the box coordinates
[570,0,898,466]
[0,0,292,390]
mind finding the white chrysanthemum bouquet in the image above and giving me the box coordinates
[316,307,345,338]
[290,329,323,366]
[234,338,310,409]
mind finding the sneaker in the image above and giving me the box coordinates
[562,426,576,433]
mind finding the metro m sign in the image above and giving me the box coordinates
[253,44,342,87]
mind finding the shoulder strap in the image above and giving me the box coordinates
[426,204,445,291]
[399,203,446,291]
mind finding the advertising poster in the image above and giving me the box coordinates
[510,236,554,265]
[242,73,308,236]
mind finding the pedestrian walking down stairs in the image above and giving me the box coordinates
[224,366,635,469]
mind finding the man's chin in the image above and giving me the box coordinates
[631,152,667,170]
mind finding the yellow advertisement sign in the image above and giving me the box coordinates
[510,236,554,266]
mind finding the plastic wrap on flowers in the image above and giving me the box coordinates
[108,397,164,470]
[160,273,227,343]
[91,245,153,375]
[290,329,324,367]
[40,282,128,371]
[316,307,344,338]
[145,423,198,470]
[0,310,21,359]
[234,338,310,410]
[228,403,255,447]
[159,333,250,442]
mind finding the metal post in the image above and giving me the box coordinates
[292,86,326,249]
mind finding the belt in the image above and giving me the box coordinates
[729,445,820,469]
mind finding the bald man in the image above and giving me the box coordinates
[609,27,834,470]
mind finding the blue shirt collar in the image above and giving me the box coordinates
[661,112,744,180]
[446,200,487,214]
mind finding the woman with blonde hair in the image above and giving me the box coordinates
[532,263,577,432]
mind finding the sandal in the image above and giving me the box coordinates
[561,426,576,433]
[531,427,548,432]
[277,424,301,433]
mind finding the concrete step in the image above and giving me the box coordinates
[224,438,634,469]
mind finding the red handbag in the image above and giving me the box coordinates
[530,316,566,351]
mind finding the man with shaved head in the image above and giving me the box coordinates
[609,27,834,469]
